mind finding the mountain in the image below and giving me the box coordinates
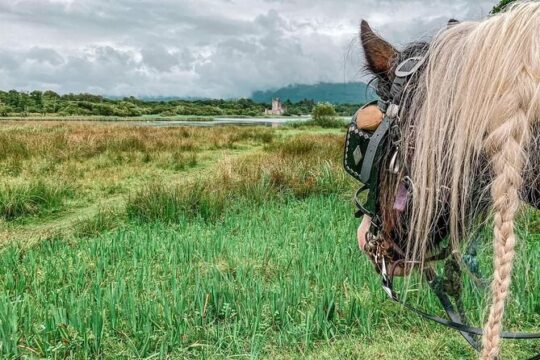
[251,82,377,104]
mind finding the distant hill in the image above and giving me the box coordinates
[251,82,377,104]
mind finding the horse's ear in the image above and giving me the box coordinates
[360,20,397,76]
[447,19,460,27]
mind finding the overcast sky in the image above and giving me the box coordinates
[0,0,494,98]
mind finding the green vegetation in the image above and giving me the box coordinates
[0,90,363,119]
[308,103,346,128]
[0,91,266,117]
[491,0,517,14]
[0,122,537,359]
[312,102,337,120]
[0,180,73,221]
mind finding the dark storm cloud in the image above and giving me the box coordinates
[0,0,494,97]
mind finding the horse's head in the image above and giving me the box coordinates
[357,19,458,258]
[356,4,540,358]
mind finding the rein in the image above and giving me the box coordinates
[343,56,540,358]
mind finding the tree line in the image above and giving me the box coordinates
[0,90,362,118]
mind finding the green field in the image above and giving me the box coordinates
[0,121,538,359]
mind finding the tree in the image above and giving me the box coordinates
[43,90,60,100]
[491,0,516,14]
[7,90,20,110]
[312,102,337,121]
[43,101,56,114]
[30,90,43,113]
[310,102,344,128]
[0,103,12,116]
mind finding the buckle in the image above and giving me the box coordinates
[389,150,401,174]
[386,104,399,119]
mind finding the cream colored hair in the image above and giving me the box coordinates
[401,2,540,358]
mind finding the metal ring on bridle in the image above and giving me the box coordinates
[389,151,401,174]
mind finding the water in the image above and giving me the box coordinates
[134,116,311,127]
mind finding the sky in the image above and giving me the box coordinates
[0,0,495,98]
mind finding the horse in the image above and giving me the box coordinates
[354,2,540,359]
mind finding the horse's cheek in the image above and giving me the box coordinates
[357,216,372,251]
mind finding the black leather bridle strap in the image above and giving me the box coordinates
[428,278,480,350]
[382,269,540,339]
[381,266,540,359]
[359,115,391,183]
[358,56,427,184]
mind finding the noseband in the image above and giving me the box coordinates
[343,56,540,358]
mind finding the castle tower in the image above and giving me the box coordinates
[272,98,281,113]
[265,98,286,115]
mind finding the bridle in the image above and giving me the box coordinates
[343,56,540,359]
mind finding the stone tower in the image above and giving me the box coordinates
[265,98,287,115]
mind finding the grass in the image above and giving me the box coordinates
[0,180,73,221]
[126,134,351,224]
[1,197,538,359]
[0,121,537,359]
[0,122,275,228]
[286,116,348,129]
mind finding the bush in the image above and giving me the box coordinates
[312,103,337,121]
[58,103,91,116]
[312,117,347,128]
[310,102,345,128]
[0,104,11,116]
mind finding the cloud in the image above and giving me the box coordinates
[0,0,494,98]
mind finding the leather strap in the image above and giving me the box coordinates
[359,115,391,183]
[381,266,540,358]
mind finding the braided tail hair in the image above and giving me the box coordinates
[481,95,531,360]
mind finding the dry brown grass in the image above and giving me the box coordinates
[126,134,354,223]
[0,121,275,222]
[0,121,274,161]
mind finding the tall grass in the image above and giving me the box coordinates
[0,122,537,358]
[0,197,537,358]
[73,208,125,238]
[0,122,276,225]
[126,134,354,223]
[0,122,275,162]
[126,183,228,223]
[0,180,73,221]
[0,197,399,358]
[287,117,347,129]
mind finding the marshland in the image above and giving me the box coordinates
[0,120,537,359]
